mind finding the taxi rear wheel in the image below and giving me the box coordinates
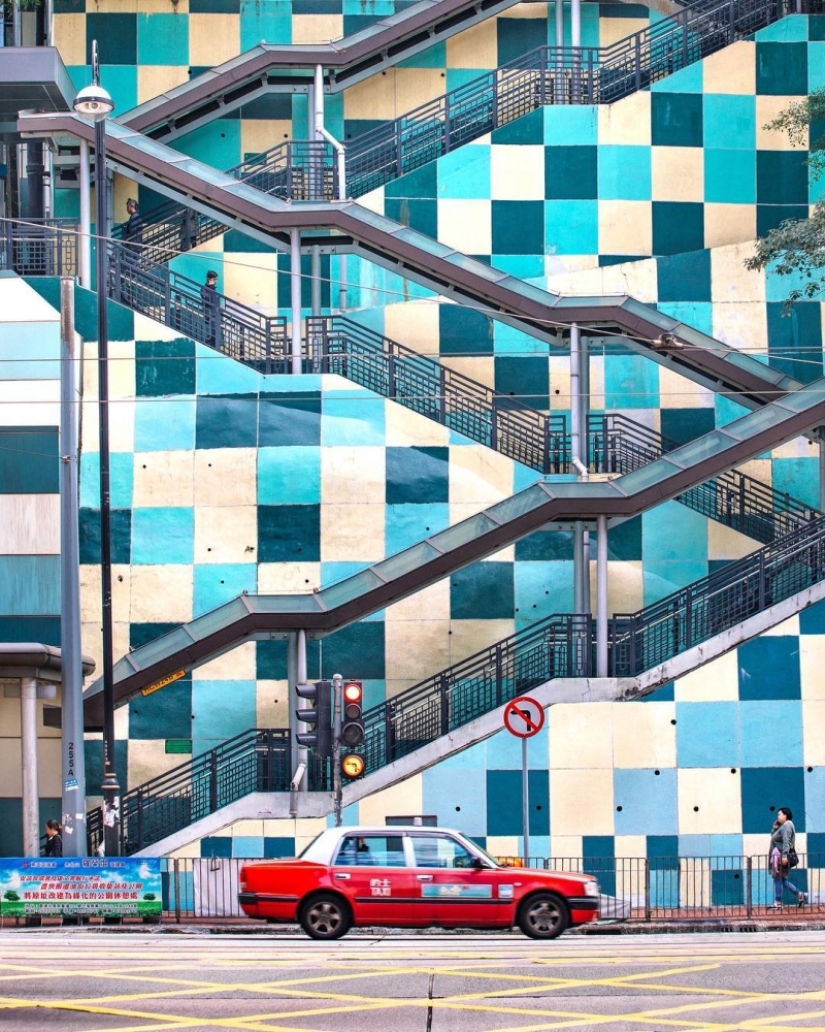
[517,892,569,940]
[300,893,352,940]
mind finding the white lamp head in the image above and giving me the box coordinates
[73,82,115,122]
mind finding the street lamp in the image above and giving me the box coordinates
[73,41,120,857]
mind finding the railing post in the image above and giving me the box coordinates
[758,551,766,609]
[635,36,642,91]
[495,645,504,707]
[265,730,274,791]
[729,0,736,40]
[443,94,451,155]
[440,674,450,736]
[209,750,218,813]
[396,119,404,179]
[387,347,396,399]
[174,859,181,924]
[644,858,651,921]
[681,10,689,65]
[746,855,753,917]
[265,320,272,376]
[490,395,498,450]
[136,788,144,852]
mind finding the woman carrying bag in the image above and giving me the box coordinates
[769,807,806,908]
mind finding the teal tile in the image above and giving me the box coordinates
[650,60,703,93]
[386,503,449,554]
[772,457,820,510]
[79,452,133,509]
[644,559,708,605]
[705,150,756,203]
[493,324,547,355]
[756,41,807,94]
[514,561,566,622]
[703,94,755,149]
[134,398,196,452]
[258,446,321,505]
[193,564,257,616]
[598,146,651,200]
[176,120,242,173]
[397,40,446,68]
[604,353,660,409]
[545,146,597,199]
[652,202,704,255]
[656,301,713,336]
[490,255,545,278]
[192,679,256,754]
[545,200,598,255]
[53,188,79,219]
[809,42,825,93]
[657,250,711,303]
[756,14,809,41]
[96,65,137,113]
[651,94,703,147]
[0,556,60,614]
[129,678,191,740]
[542,104,597,145]
[233,836,265,858]
[136,340,195,397]
[87,14,136,64]
[195,342,262,395]
[450,561,514,619]
[240,0,291,49]
[436,146,490,199]
[137,13,188,65]
[131,507,194,565]
[0,428,58,494]
[643,501,707,561]
[321,389,385,445]
[491,107,544,145]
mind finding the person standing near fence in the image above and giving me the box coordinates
[200,269,221,350]
[769,807,806,908]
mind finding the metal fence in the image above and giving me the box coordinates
[130,853,825,922]
[0,217,78,276]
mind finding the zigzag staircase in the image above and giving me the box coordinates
[114,0,808,262]
[91,509,825,856]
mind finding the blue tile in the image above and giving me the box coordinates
[614,769,677,835]
[544,200,598,255]
[710,834,744,858]
[264,837,297,858]
[741,766,806,833]
[196,343,262,395]
[258,447,321,505]
[703,95,755,150]
[196,394,259,449]
[137,12,188,64]
[424,769,487,837]
[240,0,291,49]
[756,14,809,40]
[79,451,133,509]
[647,835,679,864]
[514,562,568,622]
[259,391,322,447]
[643,560,709,606]
[800,597,825,634]
[0,556,60,615]
[738,637,801,700]
[258,505,320,562]
[542,104,598,145]
[450,561,514,619]
[643,501,707,561]
[679,834,712,856]
[0,323,60,379]
[804,769,825,833]
[201,837,232,858]
[134,398,196,452]
[232,836,264,858]
[676,702,739,768]
[604,354,659,409]
[740,701,803,768]
[176,120,242,173]
[650,60,703,93]
[386,503,450,554]
[192,679,257,753]
[193,564,257,617]
[656,302,713,336]
[322,389,386,446]
[597,146,651,200]
[387,446,449,502]
[704,150,756,203]
[771,457,820,510]
[131,508,194,565]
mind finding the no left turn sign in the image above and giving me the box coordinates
[503,696,545,739]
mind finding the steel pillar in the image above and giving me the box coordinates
[597,514,608,677]
[21,677,39,857]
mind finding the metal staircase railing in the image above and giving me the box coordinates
[100,510,825,855]
[102,0,809,259]
[0,217,78,276]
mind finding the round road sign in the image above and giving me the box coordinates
[503,696,545,739]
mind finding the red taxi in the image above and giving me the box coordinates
[239,825,599,940]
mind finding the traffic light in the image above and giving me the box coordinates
[295,680,332,758]
[340,679,365,747]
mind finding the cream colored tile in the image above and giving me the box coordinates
[292,14,343,45]
[704,205,757,250]
[600,18,648,46]
[651,147,704,203]
[194,449,257,507]
[321,501,385,562]
[551,768,615,835]
[491,145,544,200]
[128,739,187,788]
[358,775,423,824]
[710,242,766,304]
[109,342,135,402]
[321,446,385,505]
[0,739,22,794]
[449,446,515,506]
[194,641,256,681]
[712,302,768,355]
[446,18,498,67]
[54,13,86,65]
[702,41,755,94]
[80,563,132,626]
[598,201,652,256]
[385,580,451,623]
[437,199,492,254]
[194,505,257,563]
[138,0,189,11]
[447,620,514,669]
[760,615,799,636]
[598,91,651,146]
[757,96,808,150]
[257,563,320,593]
[441,356,495,389]
[344,72,398,121]
[550,703,613,769]
[133,450,196,508]
[395,69,447,113]
[167,842,203,860]
[549,836,582,859]
[132,313,180,343]
[130,565,193,623]
[801,636,825,699]
[770,436,818,460]
[707,520,757,562]
[802,701,825,766]
[0,697,21,738]
[673,649,739,702]
[242,120,292,156]
[109,399,136,453]
[137,65,190,106]
[257,680,289,727]
[0,495,59,554]
[677,767,742,834]
[385,621,451,685]
[383,302,438,353]
[658,367,712,409]
[385,401,450,448]
[501,4,550,18]
[614,834,647,859]
[222,252,278,310]
[36,737,62,797]
[613,702,676,768]
[189,13,240,66]
[486,837,521,859]
[607,560,644,614]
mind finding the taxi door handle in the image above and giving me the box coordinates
[334,872,351,880]
[417,875,433,881]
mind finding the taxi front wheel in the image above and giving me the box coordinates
[517,892,569,940]
[300,893,352,940]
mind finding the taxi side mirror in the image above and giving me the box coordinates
[471,857,485,870]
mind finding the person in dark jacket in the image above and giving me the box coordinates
[122,198,143,250]
[44,819,63,857]
[201,269,221,349]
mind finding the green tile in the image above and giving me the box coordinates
[0,428,59,493]
[87,14,137,65]
[651,94,703,147]
[136,340,196,397]
[258,504,320,562]
[129,678,192,739]
[544,145,597,199]
[439,304,494,356]
[756,151,809,205]
[652,202,704,256]
[450,560,514,619]
[657,250,711,303]
[386,447,448,504]
[491,200,544,254]
[756,41,808,94]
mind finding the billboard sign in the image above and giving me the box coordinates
[0,858,162,918]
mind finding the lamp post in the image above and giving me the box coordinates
[73,41,120,857]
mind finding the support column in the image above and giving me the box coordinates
[580,332,591,617]
[288,634,305,790]
[820,431,825,513]
[596,514,608,677]
[290,229,302,375]
[21,677,39,857]
[570,323,586,615]
[79,140,91,288]
[555,0,564,45]
[571,0,581,101]
[60,277,86,856]
[311,245,322,318]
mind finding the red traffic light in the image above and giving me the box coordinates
[343,681,362,703]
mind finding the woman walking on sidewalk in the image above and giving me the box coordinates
[769,807,806,908]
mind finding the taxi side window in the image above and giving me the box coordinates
[411,836,476,869]
[335,835,406,867]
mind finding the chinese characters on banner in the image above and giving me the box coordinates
[0,858,162,918]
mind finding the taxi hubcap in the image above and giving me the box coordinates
[308,902,342,933]
[527,900,560,931]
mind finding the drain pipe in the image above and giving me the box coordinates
[289,762,306,818]
[820,430,825,513]
[570,324,586,616]
[79,139,91,289]
[313,64,347,310]
[290,229,302,374]
[596,514,608,677]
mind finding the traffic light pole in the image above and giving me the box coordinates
[332,673,343,827]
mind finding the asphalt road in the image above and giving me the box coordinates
[1,928,825,1031]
